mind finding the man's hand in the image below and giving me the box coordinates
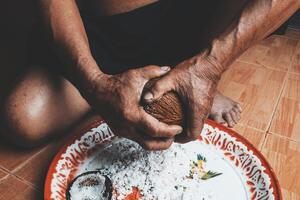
[87,65,183,150]
[143,53,222,143]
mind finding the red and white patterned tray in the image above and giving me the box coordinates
[44,119,281,200]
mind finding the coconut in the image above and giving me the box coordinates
[66,171,113,200]
[142,79,184,126]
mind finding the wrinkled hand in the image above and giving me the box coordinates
[86,65,183,150]
[143,53,223,143]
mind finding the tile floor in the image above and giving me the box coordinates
[1,30,300,200]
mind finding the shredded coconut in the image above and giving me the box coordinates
[77,138,220,200]
[69,172,109,200]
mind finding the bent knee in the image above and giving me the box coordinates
[1,96,53,148]
[0,67,90,148]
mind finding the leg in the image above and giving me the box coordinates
[0,66,92,148]
[0,1,92,148]
[203,0,246,127]
[196,0,247,127]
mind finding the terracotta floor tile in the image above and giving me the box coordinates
[261,134,300,200]
[238,35,298,71]
[282,189,300,200]
[14,140,67,190]
[290,40,300,74]
[218,61,286,131]
[270,73,300,142]
[0,138,43,172]
[0,168,7,180]
[285,28,300,40]
[233,124,266,150]
[0,175,41,200]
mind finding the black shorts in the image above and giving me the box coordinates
[29,0,246,75]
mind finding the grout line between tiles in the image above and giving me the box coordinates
[265,71,289,133]
[260,132,269,151]
[14,176,39,190]
[0,171,37,190]
[0,168,10,183]
[235,123,267,151]
[237,123,266,133]
[0,146,47,188]
[9,146,50,190]
[0,166,14,177]
[10,147,46,175]
[0,167,9,174]
[288,39,300,75]
[267,131,300,144]
[0,165,39,190]
[288,71,300,76]
[265,35,298,133]
[0,174,9,183]
[1,172,39,190]
[0,145,46,176]
[237,60,289,73]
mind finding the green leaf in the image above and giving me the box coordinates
[197,154,207,162]
[201,171,222,180]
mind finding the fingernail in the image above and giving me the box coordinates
[144,92,154,101]
[161,66,170,71]
[177,126,183,134]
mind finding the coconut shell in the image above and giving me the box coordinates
[142,79,184,126]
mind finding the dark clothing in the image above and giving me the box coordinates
[29,0,246,75]
[82,0,209,74]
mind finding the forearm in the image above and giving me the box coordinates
[39,0,103,94]
[204,0,300,74]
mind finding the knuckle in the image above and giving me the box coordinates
[152,82,162,92]
[149,127,172,138]
[147,127,160,137]
[163,140,173,149]
[128,69,139,78]
[147,65,159,71]
[165,129,177,137]
[138,120,159,137]
[152,77,174,94]
[141,65,161,78]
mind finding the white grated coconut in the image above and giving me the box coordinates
[78,138,219,200]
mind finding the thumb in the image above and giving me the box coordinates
[140,65,171,80]
[143,74,174,104]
